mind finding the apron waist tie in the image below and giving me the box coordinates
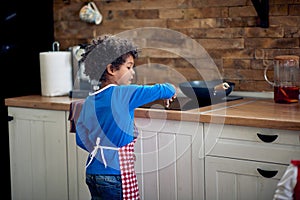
[86,137,119,168]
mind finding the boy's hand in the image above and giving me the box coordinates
[214,82,230,91]
[164,98,173,108]
[164,84,177,108]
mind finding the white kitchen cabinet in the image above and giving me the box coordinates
[8,106,204,200]
[66,112,91,200]
[205,156,288,200]
[67,117,205,200]
[204,123,300,200]
[8,107,69,200]
[134,118,204,200]
[8,107,91,200]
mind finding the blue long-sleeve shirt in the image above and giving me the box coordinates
[76,83,175,175]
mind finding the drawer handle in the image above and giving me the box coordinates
[257,168,278,178]
[7,115,14,122]
[257,133,278,143]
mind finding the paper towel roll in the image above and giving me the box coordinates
[39,51,73,96]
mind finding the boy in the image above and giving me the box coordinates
[75,34,177,200]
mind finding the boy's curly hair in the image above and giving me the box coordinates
[80,34,139,82]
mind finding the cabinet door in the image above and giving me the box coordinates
[205,156,287,200]
[67,123,91,200]
[8,107,68,200]
[135,118,204,200]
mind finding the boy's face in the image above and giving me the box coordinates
[115,55,135,85]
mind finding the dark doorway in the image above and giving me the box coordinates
[0,0,54,198]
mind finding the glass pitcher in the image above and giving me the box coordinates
[264,55,300,103]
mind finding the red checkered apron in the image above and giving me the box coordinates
[87,137,140,199]
[119,138,140,200]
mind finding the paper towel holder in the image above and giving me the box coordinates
[52,41,60,51]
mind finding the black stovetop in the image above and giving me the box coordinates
[140,96,243,111]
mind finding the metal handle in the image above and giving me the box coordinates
[257,133,278,143]
[7,115,14,122]
[52,41,60,51]
[257,168,278,178]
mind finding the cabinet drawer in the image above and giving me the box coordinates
[205,156,287,200]
[205,123,300,164]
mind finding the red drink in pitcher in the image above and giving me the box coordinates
[274,86,299,103]
[265,55,300,104]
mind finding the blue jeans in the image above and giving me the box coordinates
[86,174,123,200]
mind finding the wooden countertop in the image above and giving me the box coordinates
[5,95,300,131]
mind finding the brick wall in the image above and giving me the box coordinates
[53,0,300,92]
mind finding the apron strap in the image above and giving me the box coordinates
[86,137,119,168]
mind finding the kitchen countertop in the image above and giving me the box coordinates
[4,95,300,131]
